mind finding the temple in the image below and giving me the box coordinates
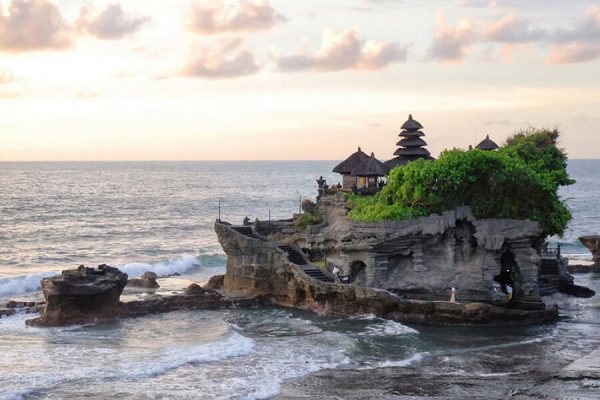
[333,114,434,193]
[476,134,500,151]
[384,114,434,169]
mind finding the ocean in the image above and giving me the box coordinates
[0,160,599,399]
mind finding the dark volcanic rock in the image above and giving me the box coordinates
[205,274,225,290]
[26,264,128,327]
[127,271,160,289]
[0,301,45,318]
[119,289,257,317]
[568,263,600,274]
[579,235,600,266]
[185,283,209,295]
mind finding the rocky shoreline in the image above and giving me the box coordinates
[17,264,259,327]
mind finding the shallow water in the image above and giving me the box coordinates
[1,160,599,399]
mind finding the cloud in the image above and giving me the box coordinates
[546,6,600,64]
[480,13,546,43]
[553,5,600,43]
[0,0,71,52]
[187,0,285,35]
[277,28,408,72]
[547,42,600,64]
[428,14,475,62]
[430,6,600,64]
[181,38,261,79]
[77,3,150,40]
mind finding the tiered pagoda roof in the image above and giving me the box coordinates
[384,114,434,169]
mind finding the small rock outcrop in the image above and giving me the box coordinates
[26,264,128,327]
[127,271,160,289]
[205,274,225,290]
[185,283,209,295]
[579,235,600,266]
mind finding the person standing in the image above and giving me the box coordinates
[450,287,456,303]
[332,266,340,283]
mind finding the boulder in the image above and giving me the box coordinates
[205,274,225,290]
[127,271,160,289]
[185,283,209,295]
[26,264,128,327]
[579,235,600,266]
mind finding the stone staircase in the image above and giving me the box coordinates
[231,226,261,240]
[230,225,334,284]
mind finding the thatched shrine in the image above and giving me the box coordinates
[384,114,434,169]
[476,134,500,151]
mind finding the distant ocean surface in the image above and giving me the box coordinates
[0,160,599,399]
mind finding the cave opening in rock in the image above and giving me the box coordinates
[350,261,367,285]
[494,250,518,296]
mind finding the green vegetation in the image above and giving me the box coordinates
[348,128,574,237]
[294,211,323,229]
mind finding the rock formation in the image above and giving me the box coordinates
[26,264,128,326]
[257,196,544,304]
[127,271,160,289]
[215,219,558,326]
[18,265,259,327]
[579,235,600,266]
[205,274,225,290]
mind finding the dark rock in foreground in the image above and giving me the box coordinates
[120,286,257,318]
[26,264,128,327]
[127,271,160,289]
[20,265,259,327]
[568,263,600,274]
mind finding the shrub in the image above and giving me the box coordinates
[294,211,323,229]
[348,129,573,237]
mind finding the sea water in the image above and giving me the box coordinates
[0,160,599,399]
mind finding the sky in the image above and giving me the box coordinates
[0,0,599,161]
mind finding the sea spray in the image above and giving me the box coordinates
[0,254,221,298]
[0,270,59,298]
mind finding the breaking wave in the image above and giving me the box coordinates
[0,254,215,299]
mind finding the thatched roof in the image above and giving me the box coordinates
[476,135,500,151]
[351,152,390,177]
[400,114,423,131]
[397,137,428,147]
[333,146,370,174]
[394,147,432,157]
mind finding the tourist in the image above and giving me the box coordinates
[450,287,456,303]
[332,266,340,283]
[507,285,513,300]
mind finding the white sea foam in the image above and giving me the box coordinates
[0,255,203,298]
[361,353,424,369]
[360,319,419,336]
[116,254,201,278]
[0,270,59,298]
[119,331,255,379]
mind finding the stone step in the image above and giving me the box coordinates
[231,226,261,240]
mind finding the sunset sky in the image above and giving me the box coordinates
[0,0,599,161]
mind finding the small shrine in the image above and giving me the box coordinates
[332,147,370,190]
[351,152,389,193]
[475,134,500,151]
